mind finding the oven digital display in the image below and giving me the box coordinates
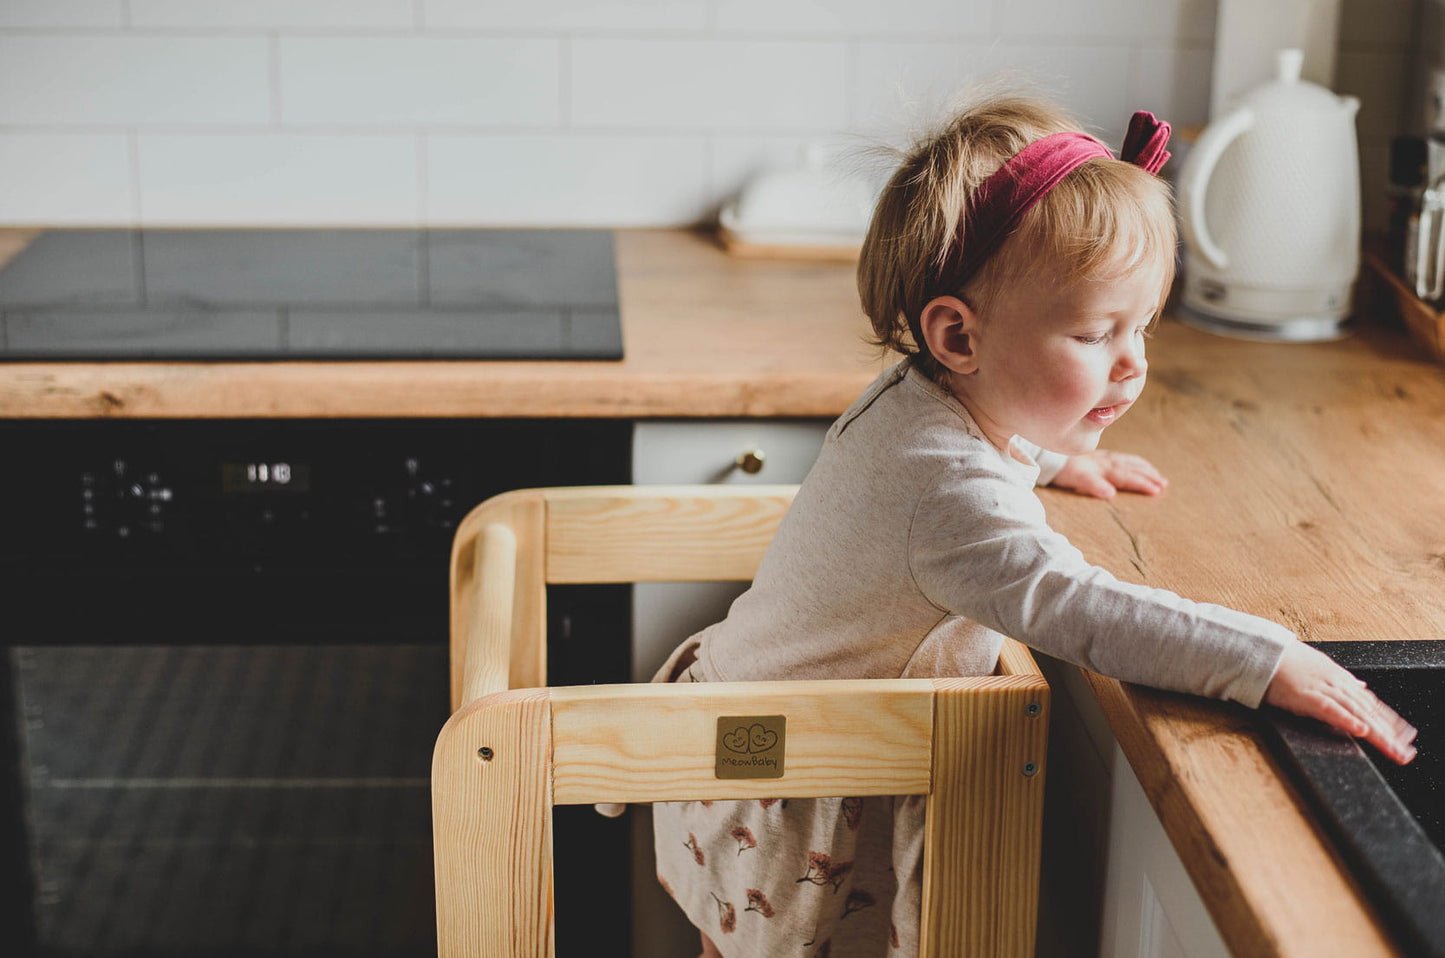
[221,462,310,493]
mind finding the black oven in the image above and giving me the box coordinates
[0,418,632,957]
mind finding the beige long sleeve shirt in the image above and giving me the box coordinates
[683,359,1291,707]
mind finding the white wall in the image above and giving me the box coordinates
[0,0,1416,228]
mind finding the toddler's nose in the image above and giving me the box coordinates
[1113,339,1147,381]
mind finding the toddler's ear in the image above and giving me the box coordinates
[919,296,979,376]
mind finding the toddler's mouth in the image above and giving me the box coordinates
[1086,401,1130,425]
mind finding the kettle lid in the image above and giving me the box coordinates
[1233,47,1355,117]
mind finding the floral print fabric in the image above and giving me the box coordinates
[653,794,924,957]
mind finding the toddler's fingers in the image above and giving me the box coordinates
[1111,452,1166,480]
[1333,685,1418,764]
[1066,469,1118,499]
[1110,465,1165,495]
[1330,671,1415,741]
[1307,692,1372,739]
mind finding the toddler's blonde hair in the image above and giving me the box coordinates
[858,93,1178,380]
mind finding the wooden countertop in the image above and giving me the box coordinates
[1038,315,1445,958]
[0,228,883,418]
[2,226,1440,955]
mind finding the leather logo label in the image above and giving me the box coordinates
[715,715,786,779]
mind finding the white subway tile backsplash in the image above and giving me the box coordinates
[850,40,998,137]
[712,0,990,38]
[0,36,269,125]
[987,43,1135,141]
[0,0,123,29]
[1357,140,1389,233]
[852,41,1134,143]
[422,0,708,33]
[570,38,847,132]
[1338,0,1417,50]
[997,0,1215,43]
[137,134,419,224]
[0,0,1412,228]
[1130,44,1212,132]
[1336,49,1410,141]
[426,134,709,226]
[129,0,416,29]
[280,38,561,127]
[0,133,133,224]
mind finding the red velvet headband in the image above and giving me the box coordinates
[952,110,1172,287]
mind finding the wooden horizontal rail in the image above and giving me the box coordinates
[435,674,1049,807]
[543,484,798,583]
[550,678,934,804]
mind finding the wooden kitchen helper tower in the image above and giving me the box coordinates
[432,486,1051,957]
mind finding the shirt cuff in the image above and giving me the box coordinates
[1034,449,1068,486]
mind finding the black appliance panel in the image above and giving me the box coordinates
[0,418,633,957]
[0,229,624,361]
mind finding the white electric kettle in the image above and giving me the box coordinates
[1177,48,1361,341]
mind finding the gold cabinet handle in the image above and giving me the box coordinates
[734,448,766,475]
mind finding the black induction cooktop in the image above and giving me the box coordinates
[0,229,623,361]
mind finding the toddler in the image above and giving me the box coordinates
[649,95,1417,958]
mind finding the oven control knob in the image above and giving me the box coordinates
[82,464,174,540]
[398,461,461,532]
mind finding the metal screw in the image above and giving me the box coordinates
[1022,761,1038,777]
[1024,702,1041,717]
[478,746,494,761]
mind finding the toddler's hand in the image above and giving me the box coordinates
[1052,450,1167,499]
[1264,642,1418,765]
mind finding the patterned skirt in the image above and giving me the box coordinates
[652,793,926,958]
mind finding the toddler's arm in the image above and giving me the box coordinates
[912,458,1420,767]
[1265,642,1418,764]
[1047,452,1415,764]
[1051,449,1167,499]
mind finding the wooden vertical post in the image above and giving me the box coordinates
[450,492,547,712]
[919,676,1050,957]
[433,689,555,958]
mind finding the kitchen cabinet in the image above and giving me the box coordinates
[630,418,830,679]
[1100,741,1230,958]
[1037,653,1230,958]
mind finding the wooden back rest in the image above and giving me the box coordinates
[435,486,1050,957]
[448,485,798,707]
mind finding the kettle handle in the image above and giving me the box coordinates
[1177,107,1255,270]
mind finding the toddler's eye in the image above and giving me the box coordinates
[1074,335,1106,345]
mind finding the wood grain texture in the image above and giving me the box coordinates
[920,675,1050,958]
[461,523,518,705]
[0,228,884,418]
[995,637,1042,677]
[450,491,546,711]
[715,228,861,263]
[549,679,935,804]
[1040,314,1445,958]
[544,484,796,583]
[432,688,554,958]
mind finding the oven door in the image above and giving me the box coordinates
[2,642,446,955]
[0,419,632,957]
